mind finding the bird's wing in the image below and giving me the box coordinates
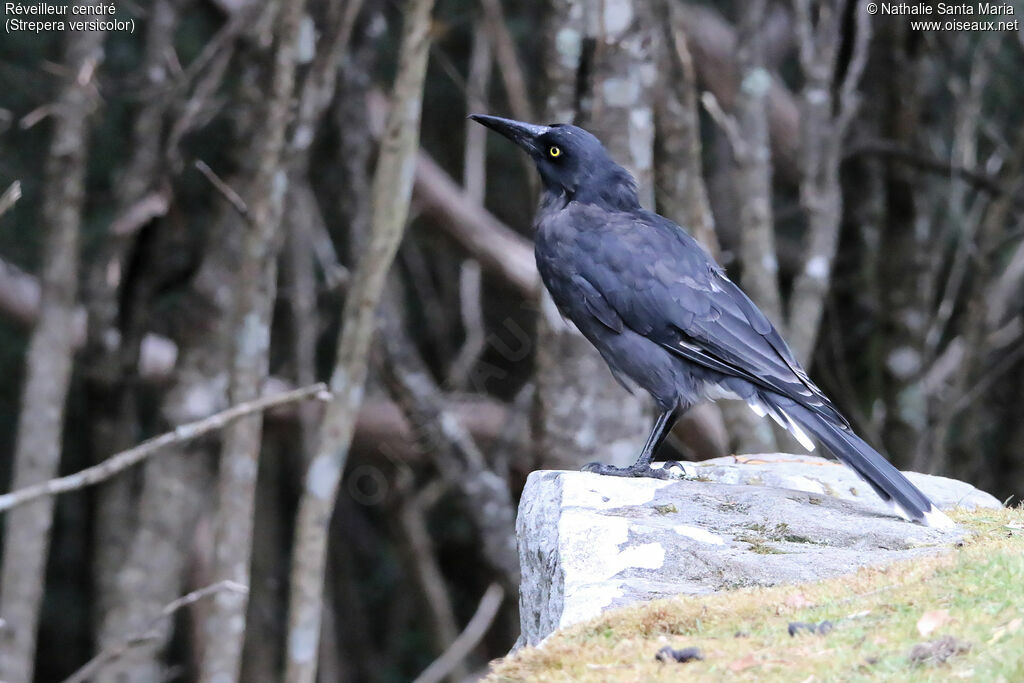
[575,208,847,426]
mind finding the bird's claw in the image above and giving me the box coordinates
[581,462,675,480]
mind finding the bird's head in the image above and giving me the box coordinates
[469,114,639,210]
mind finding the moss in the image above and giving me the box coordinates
[782,534,815,544]
[748,543,785,555]
[489,507,1024,682]
[732,533,784,555]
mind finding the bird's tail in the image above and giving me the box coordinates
[759,397,954,529]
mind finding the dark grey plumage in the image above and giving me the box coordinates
[471,114,952,529]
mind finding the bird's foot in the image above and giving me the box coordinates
[581,461,685,480]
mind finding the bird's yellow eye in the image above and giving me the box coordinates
[549,146,562,158]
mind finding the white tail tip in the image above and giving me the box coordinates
[922,505,956,530]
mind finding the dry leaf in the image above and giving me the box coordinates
[728,654,758,672]
[917,609,951,637]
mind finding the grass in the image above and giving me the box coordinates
[488,507,1024,682]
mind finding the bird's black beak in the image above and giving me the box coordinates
[469,114,549,155]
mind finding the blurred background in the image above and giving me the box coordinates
[0,0,1022,680]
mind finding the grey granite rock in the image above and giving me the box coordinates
[677,453,1003,511]
[516,460,998,647]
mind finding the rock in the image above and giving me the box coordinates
[678,454,1003,512]
[516,459,998,647]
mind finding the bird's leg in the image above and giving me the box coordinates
[582,406,681,480]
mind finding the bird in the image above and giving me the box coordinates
[470,113,954,529]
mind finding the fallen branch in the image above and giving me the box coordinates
[0,382,329,514]
[62,580,249,683]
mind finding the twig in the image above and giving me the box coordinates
[166,46,233,168]
[194,160,249,218]
[700,91,746,160]
[0,181,21,218]
[479,0,534,123]
[0,383,329,513]
[395,470,466,680]
[366,91,539,297]
[835,0,873,134]
[411,583,504,683]
[19,104,54,129]
[846,139,1005,195]
[62,580,249,683]
[289,0,365,156]
[109,187,172,236]
[950,341,1024,416]
[379,298,520,585]
[172,1,261,97]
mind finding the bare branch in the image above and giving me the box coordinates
[0,181,21,219]
[846,139,1006,195]
[787,0,873,364]
[656,7,720,257]
[413,153,539,297]
[379,298,519,585]
[194,160,249,219]
[62,581,249,683]
[367,91,539,297]
[289,0,366,156]
[109,187,172,236]
[412,583,504,683]
[285,0,437,680]
[394,471,466,681]
[199,1,312,676]
[836,0,874,134]
[675,3,801,181]
[700,92,746,164]
[0,383,328,514]
[479,0,534,123]
[449,25,492,388]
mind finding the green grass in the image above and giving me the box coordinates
[488,507,1024,682]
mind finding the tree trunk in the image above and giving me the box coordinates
[198,0,309,677]
[0,8,105,681]
[732,0,783,329]
[532,0,652,471]
[284,0,436,679]
[876,22,927,467]
[86,0,182,658]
